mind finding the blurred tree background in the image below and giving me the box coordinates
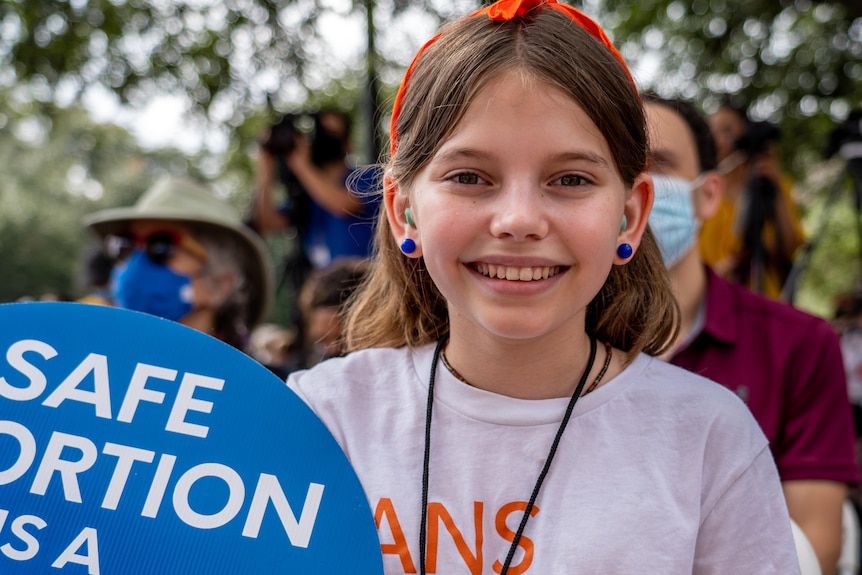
[603,0,862,315]
[1,0,860,318]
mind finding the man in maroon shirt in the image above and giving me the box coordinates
[644,95,858,575]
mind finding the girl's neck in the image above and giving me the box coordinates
[444,330,602,400]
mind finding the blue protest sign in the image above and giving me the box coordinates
[0,302,383,574]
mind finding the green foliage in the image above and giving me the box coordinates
[599,0,862,315]
[0,101,206,302]
[791,163,862,317]
[2,0,312,123]
[0,0,454,147]
[601,0,861,179]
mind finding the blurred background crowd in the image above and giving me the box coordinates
[2,0,859,354]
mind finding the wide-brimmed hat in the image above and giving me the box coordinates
[84,176,274,328]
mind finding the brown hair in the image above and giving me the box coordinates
[345,8,678,359]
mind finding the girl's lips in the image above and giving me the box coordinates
[472,262,563,281]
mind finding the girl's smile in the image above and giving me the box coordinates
[471,262,563,281]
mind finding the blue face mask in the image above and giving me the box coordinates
[112,250,195,321]
[649,174,701,268]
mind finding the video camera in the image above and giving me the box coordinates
[260,111,349,166]
[258,110,351,239]
[261,114,303,156]
[258,114,311,238]
[733,120,782,159]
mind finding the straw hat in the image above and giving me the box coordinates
[84,176,274,328]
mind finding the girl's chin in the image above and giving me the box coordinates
[456,315,577,344]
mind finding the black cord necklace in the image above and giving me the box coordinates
[420,335,598,575]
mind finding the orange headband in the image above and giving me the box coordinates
[389,0,634,156]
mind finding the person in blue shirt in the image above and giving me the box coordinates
[251,109,380,270]
[251,108,379,362]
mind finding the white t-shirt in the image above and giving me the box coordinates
[288,345,800,574]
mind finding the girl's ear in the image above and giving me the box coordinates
[615,172,653,264]
[383,176,422,258]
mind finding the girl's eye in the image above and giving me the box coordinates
[557,174,589,187]
[451,172,483,185]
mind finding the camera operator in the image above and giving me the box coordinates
[250,109,379,367]
[251,109,380,270]
[703,102,805,300]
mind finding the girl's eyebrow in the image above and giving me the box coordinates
[432,148,492,163]
[550,151,611,169]
[433,148,611,168]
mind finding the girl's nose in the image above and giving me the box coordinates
[488,182,550,241]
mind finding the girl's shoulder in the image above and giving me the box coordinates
[622,353,746,401]
[615,354,763,433]
[287,344,433,401]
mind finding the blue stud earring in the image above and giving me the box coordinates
[400,238,417,254]
[405,207,415,227]
[617,243,633,259]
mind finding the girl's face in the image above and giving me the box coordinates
[388,71,651,346]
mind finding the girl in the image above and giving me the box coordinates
[287,0,800,572]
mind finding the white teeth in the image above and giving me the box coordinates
[475,264,560,281]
